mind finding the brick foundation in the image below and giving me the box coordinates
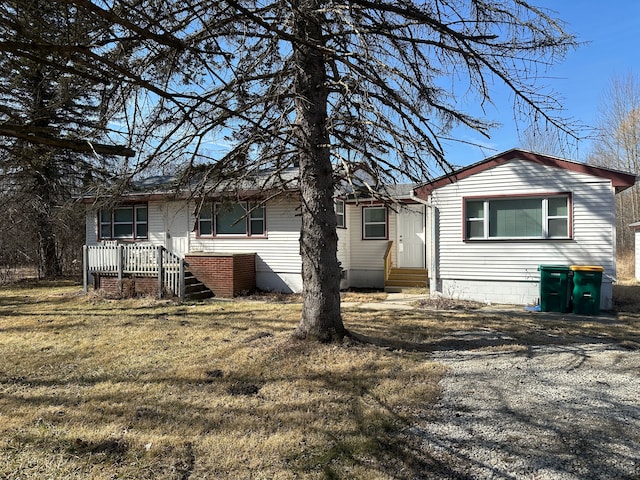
[95,274,159,297]
[185,253,256,297]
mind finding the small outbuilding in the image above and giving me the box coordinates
[631,221,640,282]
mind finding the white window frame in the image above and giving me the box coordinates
[362,206,388,240]
[464,194,571,241]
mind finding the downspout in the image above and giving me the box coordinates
[410,190,437,296]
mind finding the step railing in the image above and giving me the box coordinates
[83,243,185,300]
[383,240,393,283]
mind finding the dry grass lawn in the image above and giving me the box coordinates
[0,281,444,479]
[1,280,639,479]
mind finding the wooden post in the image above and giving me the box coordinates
[117,244,123,294]
[157,245,164,298]
[179,259,185,302]
[83,245,88,293]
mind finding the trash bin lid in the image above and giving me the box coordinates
[569,265,604,272]
[538,264,571,271]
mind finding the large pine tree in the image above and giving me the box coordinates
[1,0,576,337]
[0,0,121,276]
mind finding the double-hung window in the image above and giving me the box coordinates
[99,204,148,240]
[363,206,387,239]
[465,195,570,240]
[198,202,265,237]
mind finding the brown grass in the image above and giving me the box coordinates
[617,249,636,283]
[0,282,444,479]
[2,281,639,479]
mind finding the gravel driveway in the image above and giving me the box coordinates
[411,341,640,479]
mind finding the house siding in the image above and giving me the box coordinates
[347,203,397,288]
[430,159,616,309]
[189,196,303,293]
[86,210,98,246]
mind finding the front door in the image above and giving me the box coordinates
[397,205,425,268]
[166,202,189,258]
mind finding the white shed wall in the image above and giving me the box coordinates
[430,159,617,309]
[636,229,640,282]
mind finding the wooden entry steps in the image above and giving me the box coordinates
[183,270,214,300]
[385,267,428,289]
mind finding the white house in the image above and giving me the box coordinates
[83,179,428,297]
[413,149,637,309]
[83,149,635,308]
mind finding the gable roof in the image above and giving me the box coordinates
[413,148,637,199]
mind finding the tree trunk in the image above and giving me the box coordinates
[291,0,347,342]
[37,209,61,278]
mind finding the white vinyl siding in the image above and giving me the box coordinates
[431,159,616,286]
[190,197,301,276]
[348,204,397,271]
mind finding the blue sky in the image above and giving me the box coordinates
[444,0,640,167]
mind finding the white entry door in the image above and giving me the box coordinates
[165,202,189,258]
[397,205,425,268]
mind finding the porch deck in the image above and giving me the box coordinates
[83,244,185,299]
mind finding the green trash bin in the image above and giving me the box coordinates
[538,265,572,313]
[570,266,604,315]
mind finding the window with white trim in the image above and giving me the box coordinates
[99,205,148,240]
[363,206,387,239]
[335,199,345,228]
[198,202,265,237]
[465,195,570,240]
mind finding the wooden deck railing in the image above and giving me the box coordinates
[383,240,393,283]
[83,243,185,299]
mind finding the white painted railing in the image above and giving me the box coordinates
[83,244,185,299]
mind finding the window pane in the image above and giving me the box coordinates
[199,204,212,220]
[365,224,386,238]
[335,200,344,214]
[489,199,541,237]
[199,220,212,236]
[250,205,264,219]
[466,201,484,219]
[250,219,264,235]
[100,224,111,238]
[135,206,147,222]
[136,223,148,238]
[548,218,568,237]
[113,207,133,223]
[113,223,133,238]
[548,197,568,216]
[467,220,484,239]
[364,207,385,223]
[100,210,111,222]
[216,203,247,235]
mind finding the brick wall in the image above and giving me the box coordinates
[185,253,256,297]
[95,274,159,297]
